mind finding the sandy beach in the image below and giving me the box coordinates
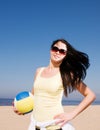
[0,105,99,130]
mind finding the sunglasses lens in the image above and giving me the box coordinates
[51,46,58,52]
[59,50,66,55]
[51,46,66,55]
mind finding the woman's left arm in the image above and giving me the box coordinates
[54,82,96,127]
[72,82,96,116]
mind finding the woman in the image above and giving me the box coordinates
[14,39,96,130]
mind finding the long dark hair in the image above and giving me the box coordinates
[51,39,90,96]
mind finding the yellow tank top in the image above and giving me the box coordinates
[33,67,64,129]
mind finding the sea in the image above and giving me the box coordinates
[0,98,100,106]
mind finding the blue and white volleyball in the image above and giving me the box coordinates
[14,91,34,114]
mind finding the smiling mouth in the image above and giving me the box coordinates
[54,55,60,59]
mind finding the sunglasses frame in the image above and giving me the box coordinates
[51,46,67,55]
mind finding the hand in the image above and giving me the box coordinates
[12,102,24,115]
[54,112,74,127]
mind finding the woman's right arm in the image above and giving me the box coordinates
[31,67,41,95]
[13,67,41,115]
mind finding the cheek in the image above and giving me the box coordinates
[61,54,66,59]
[50,51,54,59]
[50,51,53,56]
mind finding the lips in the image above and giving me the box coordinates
[53,54,60,59]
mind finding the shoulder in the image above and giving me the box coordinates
[34,67,45,79]
[36,67,45,74]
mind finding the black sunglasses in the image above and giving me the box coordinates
[51,46,67,55]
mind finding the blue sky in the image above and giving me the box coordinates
[0,0,100,100]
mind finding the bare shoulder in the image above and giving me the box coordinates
[34,67,45,78]
[36,67,44,74]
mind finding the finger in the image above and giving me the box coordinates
[18,112,24,115]
[13,106,17,112]
[54,113,63,119]
[54,114,60,119]
[55,119,64,124]
[60,121,68,127]
[13,107,23,115]
[12,102,14,106]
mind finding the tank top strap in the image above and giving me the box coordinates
[37,67,44,77]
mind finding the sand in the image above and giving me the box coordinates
[0,105,99,130]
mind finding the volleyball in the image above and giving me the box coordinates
[14,91,34,114]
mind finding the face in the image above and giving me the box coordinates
[50,41,67,64]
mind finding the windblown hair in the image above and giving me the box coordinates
[51,39,90,96]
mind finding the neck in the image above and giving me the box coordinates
[48,61,60,69]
